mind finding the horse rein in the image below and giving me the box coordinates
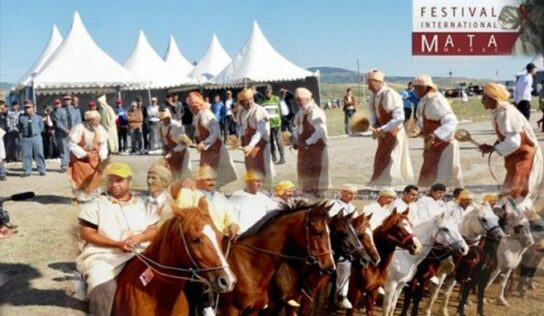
[129,221,231,284]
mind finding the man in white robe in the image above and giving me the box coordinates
[361,188,397,230]
[478,83,543,201]
[447,189,474,225]
[188,92,238,188]
[273,180,297,207]
[68,111,109,202]
[76,163,158,316]
[145,159,174,226]
[237,88,275,186]
[413,183,447,225]
[159,109,192,180]
[229,171,276,233]
[388,185,420,222]
[96,95,118,154]
[367,69,414,185]
[414,75,463,187]
[293,88,330,194]
[329,184,358,309]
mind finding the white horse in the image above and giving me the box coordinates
[382,211,469,316]
[487,210,534,306]
[423,203,506,316]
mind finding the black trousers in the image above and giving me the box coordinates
[117,126,129,152]
[516,100,531,120]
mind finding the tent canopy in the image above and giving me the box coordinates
[13,25,63,91]
[190,34,231,84]
[210,21,316,87]
[163,35,194,77]
[124,31,196,89]
[32,12,146,94]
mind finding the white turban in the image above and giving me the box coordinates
[295,87,312,99]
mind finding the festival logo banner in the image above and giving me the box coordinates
[412,0,543,56]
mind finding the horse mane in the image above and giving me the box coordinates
[238,200,323,239]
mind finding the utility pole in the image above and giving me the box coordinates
[356,58,361,101]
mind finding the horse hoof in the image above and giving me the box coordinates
[498,298,509,306]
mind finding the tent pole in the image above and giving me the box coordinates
[32,82,37,108]
[147,88,152,105]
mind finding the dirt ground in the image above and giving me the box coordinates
[1,117,544,315]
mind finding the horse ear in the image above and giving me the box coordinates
[170,181,183,200]
[391,208,398,215]
[346,212,355,220]
[402,208,410,216]
[197,196,210,216]
[366,212,373,221]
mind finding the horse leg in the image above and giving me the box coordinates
[390,286,404,316]
[423,273,446,316]
[496,269,512,306]
[345,288,360,316]
[411,281,425,316]
[441,277,456,316]
[365,290,379,316]
[400,286,413,316]
[477,279,487,316]
[485,267,501,291]
[456,283,472,316]
[219,305,240,316]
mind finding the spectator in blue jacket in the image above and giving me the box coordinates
[400,81,420,122]
[211,94,228,141]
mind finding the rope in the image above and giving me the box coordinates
[214,239,232,315]
[132,251,209,284]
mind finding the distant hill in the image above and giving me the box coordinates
[307,66,493,87]
[0,82,12,91]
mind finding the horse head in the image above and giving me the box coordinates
[510,212,535,248]
[172,197,236,293]
[464,204,506,242]
[301,201,336,275]
[329,210,370,267]
[376,208,422,255]
[351,212,381,266]
[433,211,469,256]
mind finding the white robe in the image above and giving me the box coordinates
[491,102,543,201]
[200,190,239,235]
[159,120,192,179]
[413,196,446,225]
[76,195,158,294]
[388,198,419,224]
[417,92,463,187]
[0,128,6,160]
[238,105,275,186]
[329,199,356,217]
[194,110,238,187]
[229,190,276,233]
[361,201,392,230]
[294,101,331,191]
[369,86,414,185]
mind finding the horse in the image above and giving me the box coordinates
[382,211,469,316]
[217,201,336,316]
[426,204,506,316]
[347,208,422,316]
[113,197,236,316]
[487,210,534,305]
[266,210,374,316]
[517,218,544,295]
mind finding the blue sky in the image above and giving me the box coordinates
[0,0,535,83]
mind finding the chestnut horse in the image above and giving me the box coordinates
[269,211,379,316]
[347,208,422,316]
[113,198,236,316]
[218,201,336,316]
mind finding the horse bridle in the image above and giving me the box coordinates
[478,217,503,241]
[385,218,417,248]
[236,209,334,271]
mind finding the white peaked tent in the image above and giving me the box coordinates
[164,35,194,77]
[210,21,316,86]
[190,34,231,83]
[13,25,63,91]
[32,12,145,94]
[124,31,196,89]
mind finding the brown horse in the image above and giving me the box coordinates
[113,197,236,316]
[347,209,422,316]
[218,201,336,316]
[268,212,379,316]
